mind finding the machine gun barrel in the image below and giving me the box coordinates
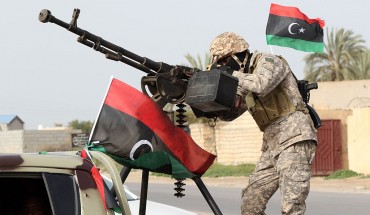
[38,8,199,106]
[38,9,173,76]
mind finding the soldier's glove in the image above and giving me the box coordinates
[209,63,234,75]
[232,71,248,97]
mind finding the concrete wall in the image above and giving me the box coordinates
[190,112,263,165]
[0,130,24,153]
[23,130,74,153]
[347,108,370,174]
[0,130,79,153]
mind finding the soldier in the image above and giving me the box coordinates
[209,32,317,215]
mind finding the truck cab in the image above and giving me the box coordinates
[0,151,131,215]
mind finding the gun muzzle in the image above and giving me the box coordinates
[38,9,71,30]
[39,9,52,23]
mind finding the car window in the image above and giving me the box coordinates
[43,172,81,215]
[0,173,52,215]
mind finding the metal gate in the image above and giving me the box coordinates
[311,120,342,176]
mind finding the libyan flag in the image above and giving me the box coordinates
[266,3,325,53]
[88,77,216,179]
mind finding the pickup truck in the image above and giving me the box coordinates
[0,151,132,215]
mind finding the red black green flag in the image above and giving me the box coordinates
[266,3,325,52]
[88,77,216,178]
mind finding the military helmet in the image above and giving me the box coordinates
[209,32,249,63]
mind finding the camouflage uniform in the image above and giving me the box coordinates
[210,32,317,215]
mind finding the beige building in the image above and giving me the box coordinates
[190,79,370,175]
[311,80,370,175]
[0,115,24,131]
[309,79,370,109]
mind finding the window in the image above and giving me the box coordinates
[0,172,80,215]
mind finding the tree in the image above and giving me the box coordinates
[184,52,211,70]
[347,49,370,80]
[304,28,367,82]
[68,119,94,134]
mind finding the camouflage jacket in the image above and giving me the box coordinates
[221,51,317,155]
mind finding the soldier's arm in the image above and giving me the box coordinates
[232,55,290,97]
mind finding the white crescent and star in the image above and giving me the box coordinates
[288,23,306,35]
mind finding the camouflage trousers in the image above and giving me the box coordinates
[241,140,317,215]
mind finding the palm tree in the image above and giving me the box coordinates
[184,53,211,70]
[347,49,370,80]
[304,28,367,82]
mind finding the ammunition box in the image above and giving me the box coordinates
[185,69,238,112]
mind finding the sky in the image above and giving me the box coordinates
[0,0,369,129]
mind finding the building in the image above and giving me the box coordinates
[0,115,24,131]
[0,115,84,153]
[310,80,370,175]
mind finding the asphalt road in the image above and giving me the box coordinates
[126,181,370,215]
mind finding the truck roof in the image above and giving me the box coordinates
[0,152,92,172]
[0,151,132,215]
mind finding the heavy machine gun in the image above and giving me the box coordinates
[39,9,202,109]
[38,8,199,109]
[38,9,237,117]
[38,9,234,215]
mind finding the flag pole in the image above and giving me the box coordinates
[269,45,274,54]
[88,76,115,142]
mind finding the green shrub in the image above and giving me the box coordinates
[151,163,256,178]
[361,174,370,179]
[202,163,255,178]
[325,169,361,180]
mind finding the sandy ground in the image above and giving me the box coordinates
[125,170,370,194]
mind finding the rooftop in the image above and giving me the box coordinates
[0,115,18,124]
